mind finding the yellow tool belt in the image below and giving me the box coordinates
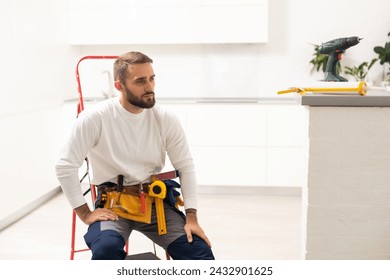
[96,171,179,235]
[100,184,153,224]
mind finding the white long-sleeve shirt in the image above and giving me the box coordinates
[55,98,197,210]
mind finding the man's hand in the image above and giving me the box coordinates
[74,203,119,225]
[184,209,212,247]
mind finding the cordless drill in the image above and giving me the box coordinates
[319,36,362,82]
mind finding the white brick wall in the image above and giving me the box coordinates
[304,107,390,260]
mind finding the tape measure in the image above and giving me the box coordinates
[149,180,167,235]
[149,180,166,199]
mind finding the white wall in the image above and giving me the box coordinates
[0,0,79,227]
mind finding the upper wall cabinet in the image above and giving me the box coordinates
[69,0,268,44]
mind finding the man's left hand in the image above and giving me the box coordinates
[184,211,212,247]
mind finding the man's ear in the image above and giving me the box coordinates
[114,81,122,91]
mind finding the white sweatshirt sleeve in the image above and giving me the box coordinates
[164,112,198,210]
[55,111,100,209]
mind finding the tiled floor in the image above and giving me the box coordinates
[0,191,302,260]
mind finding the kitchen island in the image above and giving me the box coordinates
[301,93,390,259]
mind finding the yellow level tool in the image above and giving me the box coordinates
[277,81,367,96]
[149,179,167,235]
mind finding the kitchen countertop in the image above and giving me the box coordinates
[301,92,390,107]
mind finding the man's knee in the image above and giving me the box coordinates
[92,230,126,260]
[167,234,215,260]
[84,222,126,260]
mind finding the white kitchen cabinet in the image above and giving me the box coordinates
[186,104,267,147]
[69,0,268,44]
[191,146,267,186]
[164,102,306,187]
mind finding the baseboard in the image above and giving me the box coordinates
[198,185,302,196]
[0,186,62,231]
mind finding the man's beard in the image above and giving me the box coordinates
[124,86,156,109]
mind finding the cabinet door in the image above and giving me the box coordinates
[186,104,267,186]
[69,0,268,44]
[186,104,267,147]
[163,103,306,187]
[192,146,267,186]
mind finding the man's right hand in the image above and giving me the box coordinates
[74,203,119,225]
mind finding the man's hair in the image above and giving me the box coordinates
[113,51,153,84]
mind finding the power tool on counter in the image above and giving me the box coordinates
[319,36,362,82]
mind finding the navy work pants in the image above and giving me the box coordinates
[84,221,215,260]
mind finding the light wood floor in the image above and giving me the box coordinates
[0,191,302,260]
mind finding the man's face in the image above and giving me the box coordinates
[122,63,156,110]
